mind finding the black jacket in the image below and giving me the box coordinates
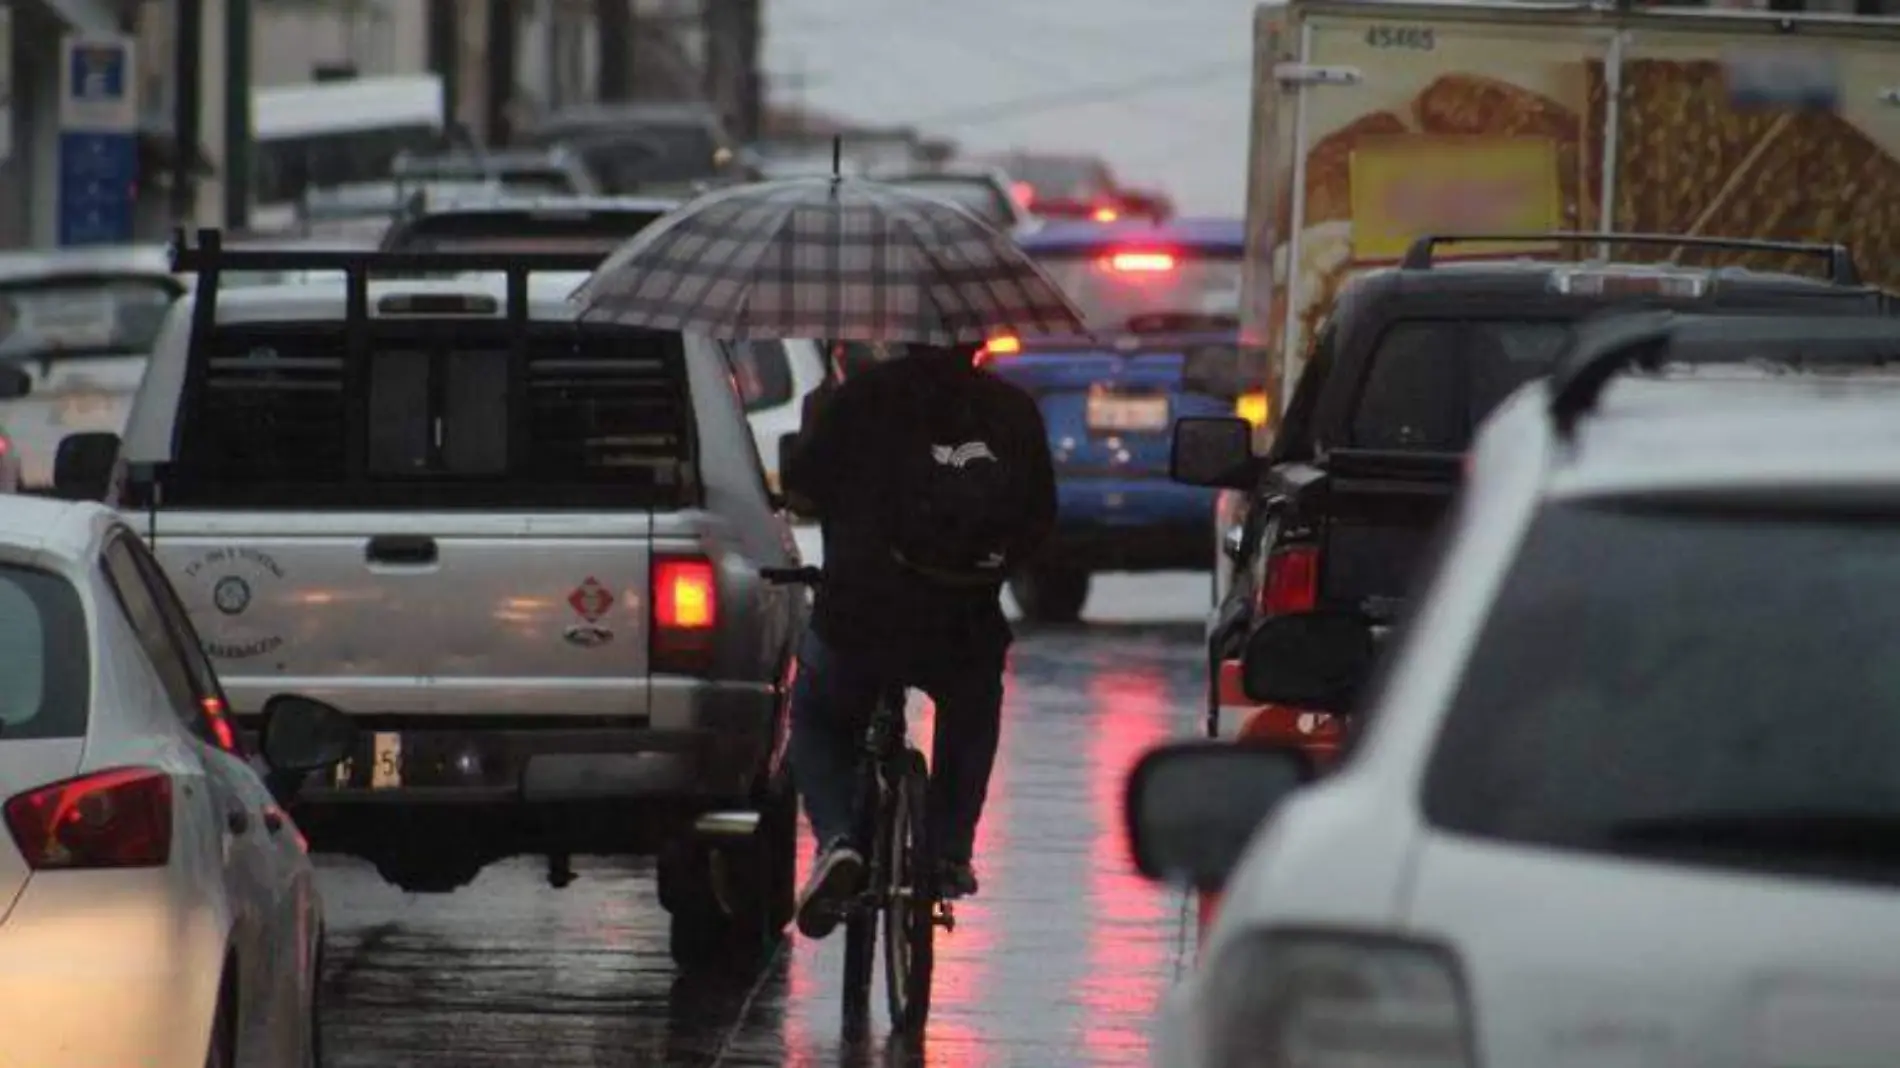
[783,352,1057,668]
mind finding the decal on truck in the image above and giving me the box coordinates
[182,546,288,660]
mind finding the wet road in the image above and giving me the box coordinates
[318,575,1208,1067]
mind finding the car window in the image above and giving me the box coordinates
[0,275,182,363]
[1032,248,1242,334]
[381,212,665,256]
[119,534,236,751]
[101,537,206,733]
[1349,319,1574,451]
[1423,502,1900,883]
[162,325,695,511]
[0,563,89,740]
[723,341,795,413]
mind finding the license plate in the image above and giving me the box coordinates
[1086,391,1170,432]
[371,732,402,789]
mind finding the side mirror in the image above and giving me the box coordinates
[0,364,29,400]
[1124,740,1317,892]
[259,694,357,773]
[1170,416,1256,489]
[1241,611,1377,713]
[53,432,121,501]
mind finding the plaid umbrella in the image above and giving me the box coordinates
[568,176,1087,345]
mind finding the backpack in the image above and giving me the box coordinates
[887,377,1028,585]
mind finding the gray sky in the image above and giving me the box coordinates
[762,0,1257,215]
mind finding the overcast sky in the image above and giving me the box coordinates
[761,0,1258,215]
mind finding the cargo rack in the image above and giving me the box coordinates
[169,225,604,344]
[1400,232,1861,287]
[1547,310,1900,435]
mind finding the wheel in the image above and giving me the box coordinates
[840,764,883,1040]
[1009,565,1090,623]
[883,752,934,1040]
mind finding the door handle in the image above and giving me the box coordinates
[226,809,250,835]
[365,535,438,566]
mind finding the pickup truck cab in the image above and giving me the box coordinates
[1171,232,1890,937]
[58,231,809,968]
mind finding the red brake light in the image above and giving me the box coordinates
[652,556,717,674]
[201,696,237,752]
[1104,251,1176,273]
[1259,545,1319,615]
[1011,181,1035,208]
[0,436,9,457]
[4,766,172,870]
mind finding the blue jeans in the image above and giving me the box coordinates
[788,629,1004,864]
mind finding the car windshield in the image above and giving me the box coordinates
[888,179,1015,229]
[1032,248,1243,334]
[0,563,89,740]
[1011,158,1100,200]
[1424,502,1900,883]
[575,125,725,187]
[1349,319,1576,451]
[383,213,664,258]
[0,275,182,362]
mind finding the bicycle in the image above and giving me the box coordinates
[761,564,956,1043]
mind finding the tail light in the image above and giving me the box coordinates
[975,334,1021,367]
[201,696,237,752]
[1103,251,1176,273]
[1092,206,1120,222]
[1259,544,1319,615]
[1235,391,1270,428]
[1011,181,1036,208]
[4,766,172,870]
[652,556,718,675]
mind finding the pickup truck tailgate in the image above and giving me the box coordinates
[1315,449,1460,619]
[145,510,652,717]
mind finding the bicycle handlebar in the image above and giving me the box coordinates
[760,565,823,587]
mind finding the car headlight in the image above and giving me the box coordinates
[1198,931,1476,1068]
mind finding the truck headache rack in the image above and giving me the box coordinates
[1400,232,1861,287]
[169,226,603,340]
[1548,311,1900,435]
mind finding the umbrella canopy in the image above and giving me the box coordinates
[569,176,1087,345]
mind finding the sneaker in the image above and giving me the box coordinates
[938,860,978,901]
[795,840,865,939]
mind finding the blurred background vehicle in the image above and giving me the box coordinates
[871,164,1038,235]
[0,246,186,490]
[391,146,603,198]
[518,101,752,196]
[976,217,1244,622]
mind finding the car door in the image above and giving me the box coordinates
[98,533,286,1060]
[118,532,314,1064]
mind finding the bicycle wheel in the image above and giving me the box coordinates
[883,749,935,1039]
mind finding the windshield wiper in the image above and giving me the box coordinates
[1602,810,1900,862]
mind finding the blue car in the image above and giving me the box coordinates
[982,218,1244,622]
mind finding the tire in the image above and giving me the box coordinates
[840,765,882,1041]
[1010,565,1090,624]
[883,752,934,1041]
[664,787,798,970]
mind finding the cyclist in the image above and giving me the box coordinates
[781,340,1057,939]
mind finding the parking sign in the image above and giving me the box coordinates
[59,36,137,133]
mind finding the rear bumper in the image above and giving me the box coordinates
[0,872,225,1068]
[247,678,781,809]
[1050,477,1217,571]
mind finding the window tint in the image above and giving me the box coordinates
[255,124,443,206]
[101,539,200,727]
[1349,319,1573,451]
[1424,503,1900,883]
[381,211,666,256]
[0,564,90,739]
[163,326,693,510]
[1033,250,1243,333]
[724,341,795,412]
[0,276,183,362]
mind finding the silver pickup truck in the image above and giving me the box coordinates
[59,230,809,968]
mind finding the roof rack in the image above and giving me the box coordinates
[168,225,602,361]
[1400,232,1861,287]
[1547,310,1900,436]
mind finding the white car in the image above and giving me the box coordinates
[724,338,830,563]
[1132,311,1900,1068]
[0,247,185,489]
[0,496,355,1068]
